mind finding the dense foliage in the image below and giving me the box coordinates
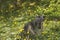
[0,0,60,40]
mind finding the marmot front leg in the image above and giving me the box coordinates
[28,25,35,35]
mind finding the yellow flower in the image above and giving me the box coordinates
[1,10,3,12]
[1,16,4,18]
[43,23,47,27]
[28,10,31,12]
[48,38,51,40]
[55,34,57,35]
[30,39,32,40]
[42,31,47,34]
[29,19,31,21]
[18,15,21,16]
[28,7,30,9]
[37,10,39,11]
[48,36,50,37]
[34,11,36,13]
[17,0,20,2]
[19,29,24,32]
[14,22,17,24]
[43,9,46,11]
[10,5,13,8]
[4,24,6,26]
[27,31,29,34]
[52,32,54,34]
[24,39,26,40]
[17,10,20,12]
[29,2,35,6]
[56,37,58,39]
[6,10,8,12]
[9,4,14,8]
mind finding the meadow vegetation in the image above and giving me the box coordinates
[0,0,60,40]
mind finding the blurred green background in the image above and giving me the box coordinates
[0,0,60,40]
